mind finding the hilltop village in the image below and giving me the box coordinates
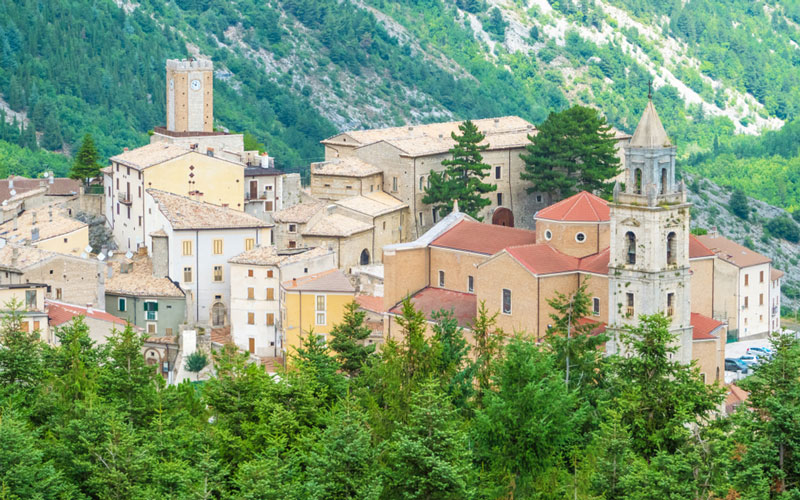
[0,58,783,387]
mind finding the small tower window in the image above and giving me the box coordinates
[667,232,677,265]
[544,229,552,241]
[661,168,668,195]
[667,292,675,317]
[626,293,634,318]
[626,232,637,265]
[635,168,643,195]
[575,232,586,243]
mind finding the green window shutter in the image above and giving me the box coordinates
[119,298,125,311]
[152,301,158,312]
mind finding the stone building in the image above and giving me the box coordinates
[0,204,89,256]
[244,161,302,224]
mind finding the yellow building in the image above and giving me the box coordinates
[280,269,355,359]
[0,283,51,343]
[0,204,89,255]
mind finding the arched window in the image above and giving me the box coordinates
[626,232,636,265]
[667,232,676,265]
[212,302,226,327]
[634,168,643,194]
[360,249,370,266]
[661,168,668,195]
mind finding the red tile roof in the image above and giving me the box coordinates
[505,244,579,275]
[355,294,385,313]
[430,219,536,255]
[210,326,233,345]
[579,248,610,274]
[535,191,610,222]
[689,235,714,259]
[282,269,356,293]
[389,287,477,328]
[696,234,771,268]
[691,312,724,340]
[0,176,81,203]
[46,300,131,328]
[771,268,785,281]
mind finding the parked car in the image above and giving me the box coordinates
[738,355,761,367]
[747,346,773,358]
[725,358,749,374]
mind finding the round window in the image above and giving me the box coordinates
[575,232,586,243]
[544,229,552,241]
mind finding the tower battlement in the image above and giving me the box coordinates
[166,58,213,71]
[165,58,213,133]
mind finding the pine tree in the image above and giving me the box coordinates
[70,133,101,184]
[471,301,503,408]
[521,105,621,201]
[422,120,496,220]
[0,298,44,395]
[184,351,209,381]
[431,309,473,409]
[328,301,375,377]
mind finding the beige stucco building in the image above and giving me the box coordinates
[0,204,89,256]
[0,283,51,343]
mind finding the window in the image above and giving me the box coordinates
[267,270,274,278]
[144,301,158,321]
[25,290,35,309]
[118,298,127,312]
[248,312,255,325]
[213,266,223,282]
[744,274,749,286]
[266,313,274,326]
[667,232,676,265]
[245,238,255,251]
[432,208,438,224]
[626,232,637,265]
[392,177,398,192]
[495,165,501,179]
[182,240,193,256]
[760,270,764,283]
[744,296,749,309]
[419,176,424,190]
[248,269,254,277]
[593,297,600,316]
[213,239,223,255]
[575,232,586,243]
[544,229,552,241]
[700,372,706,384]
[468,275,474,293]
[147,323,157,335]
[497,192,503,205]
[760,293,764,306]
[212,303,226,327]
[266,288,275,300]
[315,295,326,325]
[56,288,62,300]
[667,293,674,317]
[419,212,424,226]
[289,240,297,249]
[536,195,543,203]
[183,266,193,282]
[502,288,512,314]
[138,216,142,226]
[247,287,255,300]
[626,293,635,317]
[166,328,173,336]
[264,201,273,212]
[288,224,297,233]
[635,168,643,194]
[438,270,445,287]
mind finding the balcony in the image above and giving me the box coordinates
[118,191,133,205]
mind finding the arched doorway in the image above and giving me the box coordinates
[212,302,226,327]
[492,207,514,227]
[360,249,370,265]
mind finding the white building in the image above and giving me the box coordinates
[228,246,336,357]
[144,189,272,327]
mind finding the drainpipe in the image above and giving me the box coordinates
[195,230,200,323]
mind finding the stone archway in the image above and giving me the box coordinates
[492,207,514,227]
[212,302,227,327]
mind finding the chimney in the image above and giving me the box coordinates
[31,227,39,242]
[8,178,13,190]
[48,172,54,185]
[292,277,297,287]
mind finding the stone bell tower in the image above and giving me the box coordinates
[165,58,214,133]
[606,97,693,363]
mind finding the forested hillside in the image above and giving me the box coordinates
[0,0,798,189]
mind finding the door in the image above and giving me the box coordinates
[249,180,258,200]
[248,337,255,354]
[491,207,514,227]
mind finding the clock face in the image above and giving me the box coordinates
[190,79,202,91]
[169,79,174,90]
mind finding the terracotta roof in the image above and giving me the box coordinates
[0,176,81,203]
[431,219,537,255]
[228,246,331,266]
[629,100,672,148]
[110,143,189,170]
[0,204,87,245]
[696,234,771,268]
[47,300,131,328]
[210,326,233,345]
[771,268,785,281]
[272,200,325,224]
[389,287,477,328]
[689,235,715,259]
[105,255,185,298]
[311,158,382,177]
[335,191,407,217]
[578,248,610,274]
[146,336,177,345]
[505,244,580,275]
[302,213,373,237]
[355,294,385,313]
[0,244,55,271]
[282,269,356,293]
[725,384,749,408]
[147,189,270,230]
[691,312,724,340]
[535,191,610,222]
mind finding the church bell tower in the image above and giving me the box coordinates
[607,97,693,363]
[165,58,214,133]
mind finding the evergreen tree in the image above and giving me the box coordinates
[729,187,750,219]
[69,133,101,184]
[328,301,375,377]
[0,298,44,396]
[422,120,496,220]
[184,351,209,381]
[431,309,473,409]
[471,301,503,408]
[521,105,621,201]
[293,328,348,401]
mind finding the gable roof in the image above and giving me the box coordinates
[47,300,132,328]
[535,191,610,222]
[147,189,270,230]
[105,255,185,298]
[691,312,724,340]
[578,248,610,274]
[282,268,355,293]
[629,100,672,148]
[302,213,373,237]
[430,219,537,255]
[0,176,81,203]
[110,143,190,170]
[0,204,87,245]
[228,246,332,266]
[505,244,580,275]
[772,268,785,281]
[311,158,382,177]
[689,235,715,259]
[695,234,771,268]
[335,191,407,217]
[272,200,326,224]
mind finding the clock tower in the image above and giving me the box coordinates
[606,97,694,363]
[165,58,214,133]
